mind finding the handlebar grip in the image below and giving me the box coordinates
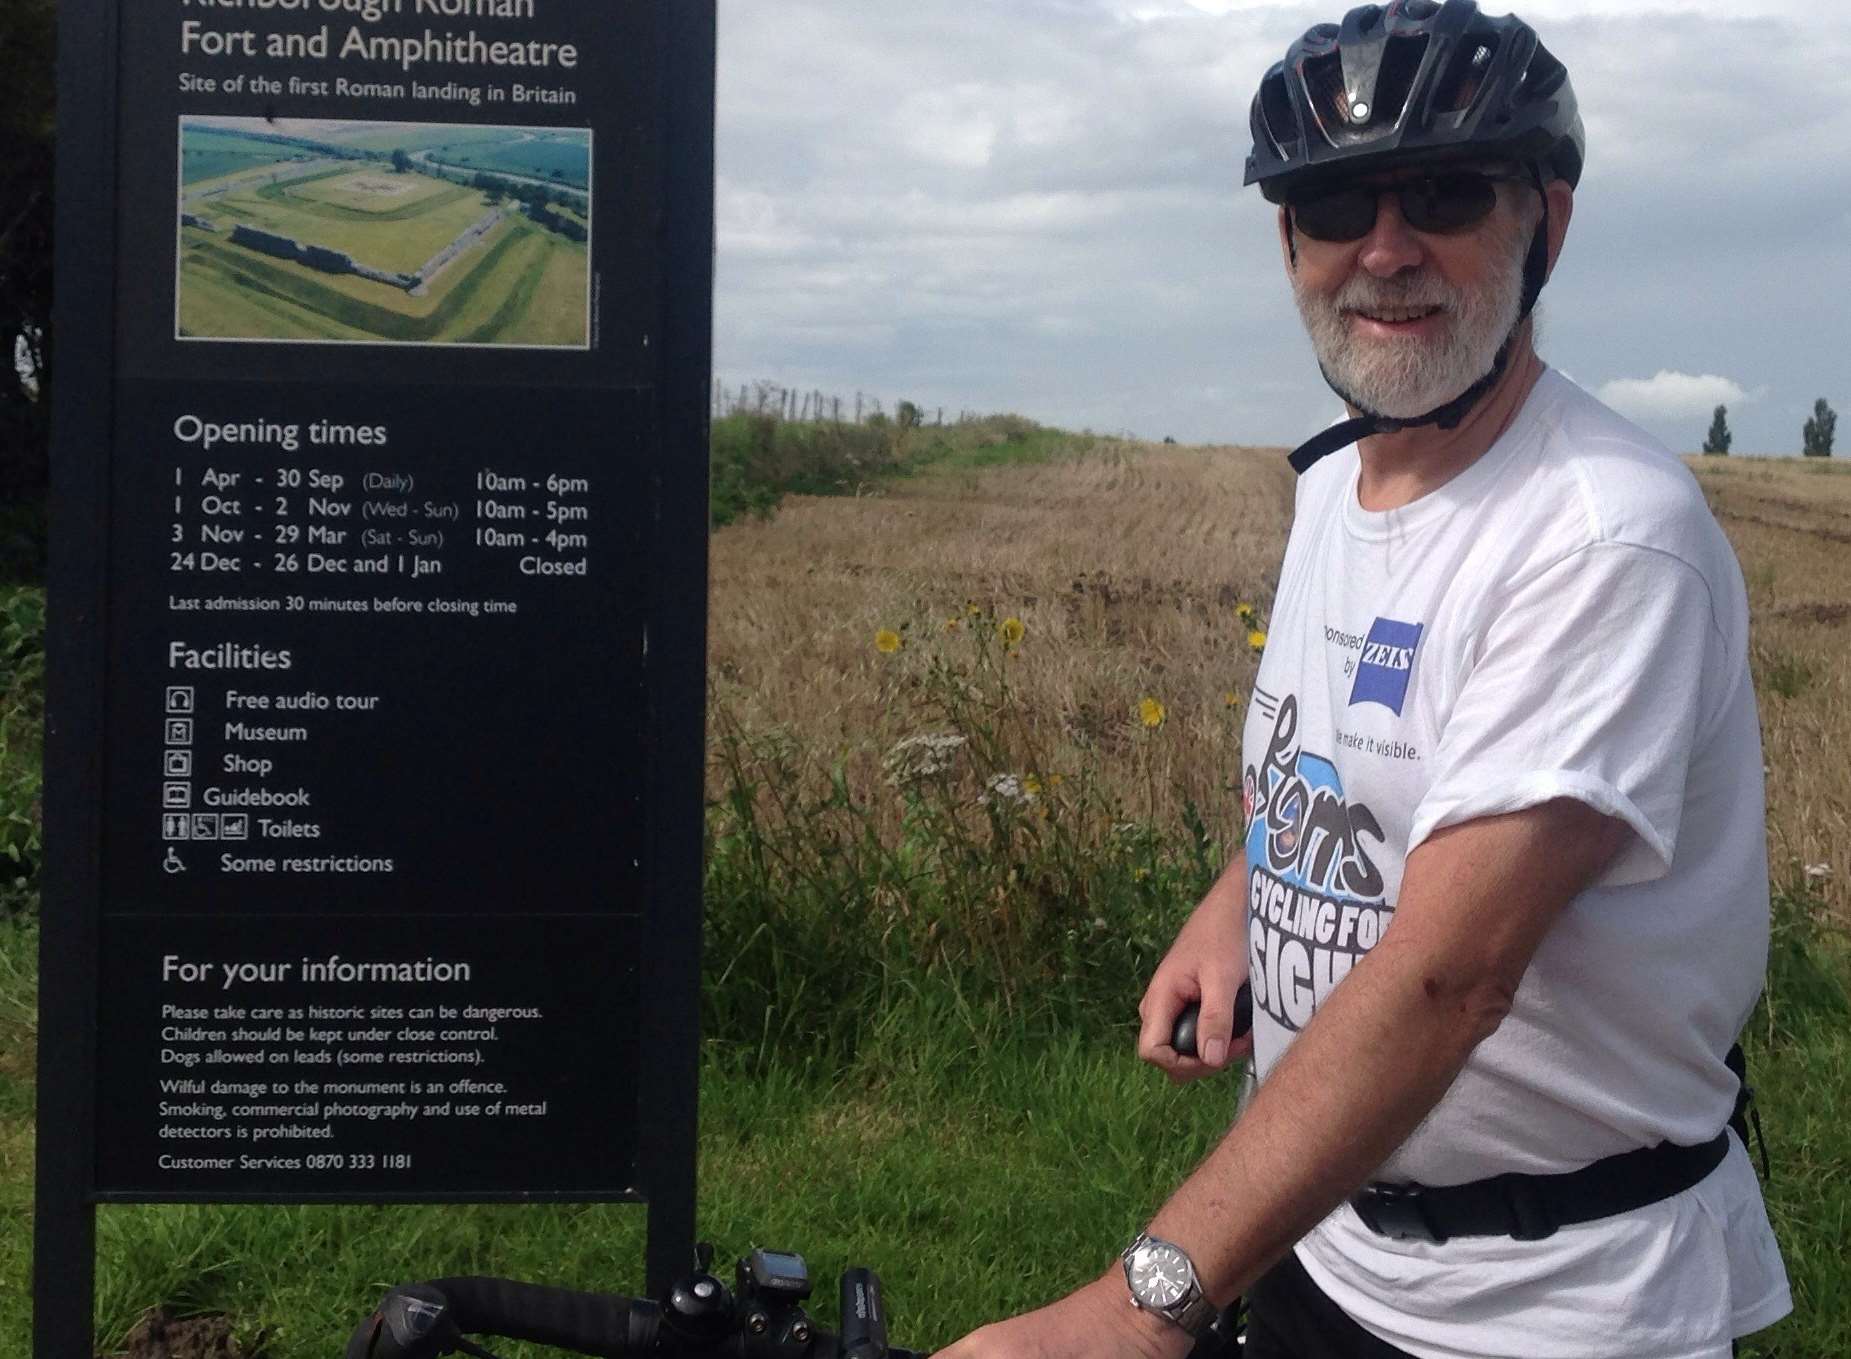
[418,1276,647,1357]
[1170,980,1252,1059]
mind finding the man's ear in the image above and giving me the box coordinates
[1542,179,1573,281]
[1277,205,1297,270]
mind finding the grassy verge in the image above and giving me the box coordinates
[709,411,1094,527]
[2,898,1846,1357]
[0,915,1235,1357]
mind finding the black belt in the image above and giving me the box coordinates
[1350,1131,1731,1244]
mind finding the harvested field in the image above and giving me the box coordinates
[710,444,1850,920]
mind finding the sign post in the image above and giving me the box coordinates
[36,3,714,1353]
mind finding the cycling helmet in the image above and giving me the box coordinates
[1244,1,1586,473]
[1245,0,1584,202]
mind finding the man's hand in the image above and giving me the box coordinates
[934,1274,1194,1359]
[1138,854,1250,1082]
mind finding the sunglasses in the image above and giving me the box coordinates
[1287,170,1527,243]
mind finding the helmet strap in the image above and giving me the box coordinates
[1286,163,1552,476]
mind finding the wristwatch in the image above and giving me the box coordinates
[1120,1232,1217,1339]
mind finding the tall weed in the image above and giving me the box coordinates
[703,608,1223,1066]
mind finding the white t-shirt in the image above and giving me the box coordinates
[1240,370,1790,1358]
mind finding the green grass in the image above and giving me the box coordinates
[709,411,1099,528]
[3,895,1844,1357]
[0,916,1231,1357]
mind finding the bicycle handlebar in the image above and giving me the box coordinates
[346,1000,1251,1359]
[346,1251,929,1359]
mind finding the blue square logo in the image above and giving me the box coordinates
[1348,617,1424,716]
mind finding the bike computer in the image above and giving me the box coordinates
[744,1249,812,1301]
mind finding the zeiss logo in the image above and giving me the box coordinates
[1349,618,1424,716]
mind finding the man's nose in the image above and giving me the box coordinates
[1357,191,1425,277]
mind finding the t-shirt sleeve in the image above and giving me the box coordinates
[1408,542,1723,887]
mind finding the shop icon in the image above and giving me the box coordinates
[164,749,193,777]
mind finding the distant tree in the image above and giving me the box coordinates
[1702,405,1732,455]
[1802,398,1836,457]
[390,147,412,174]
[896,400,923,430]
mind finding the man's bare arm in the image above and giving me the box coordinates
[937,797,1629,1359]
[1146,797,1630,1301]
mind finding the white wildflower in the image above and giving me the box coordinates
[1803,862,1832,882]
[979,772,1035,806]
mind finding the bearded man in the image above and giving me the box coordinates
[939,3,1790,1358]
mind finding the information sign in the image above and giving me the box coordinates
[37,2,714,1352]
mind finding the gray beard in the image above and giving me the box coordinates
[1291,230,1527,421]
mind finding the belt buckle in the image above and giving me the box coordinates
[1352,1182,1447,1244]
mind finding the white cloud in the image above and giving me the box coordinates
[1595,371,1761,420]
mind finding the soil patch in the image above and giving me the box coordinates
[1772,601,1851,627]
[105,1309,266,1359]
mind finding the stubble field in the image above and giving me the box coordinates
[710,444,1848,923]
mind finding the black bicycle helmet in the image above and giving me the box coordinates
[1246,0,1584,201]
[1244,1,1586,473]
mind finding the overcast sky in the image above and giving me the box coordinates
[713,0,1850,455]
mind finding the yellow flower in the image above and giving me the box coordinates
[1247,629,1268,651]
[999,616,1026,647]
[1024,774,1043,797]
[966,601,983,617]
[944,616,962,633]
[1236,602,1256,622]
[875,628,902,654]
[1138,696,1166,729]
[1223,690,1242,709]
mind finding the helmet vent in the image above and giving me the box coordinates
[1433,31,1497,115]
[1259,69,1301,157]
[1371,33,1428,130]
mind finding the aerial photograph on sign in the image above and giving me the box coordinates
[175,116,591,348]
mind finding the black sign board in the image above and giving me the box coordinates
[37,3,714,1352]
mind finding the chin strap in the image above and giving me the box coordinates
[1285,164,1552,477]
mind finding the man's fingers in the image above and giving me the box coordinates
[1136,985,1190,1065]
[1196,993,1232,1069]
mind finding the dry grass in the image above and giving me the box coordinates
[1691,456,1851,915]
[708,441,1294,843]
[709,443,1850,921]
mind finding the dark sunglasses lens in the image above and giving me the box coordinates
[1401,174,1499,232]
[1291,188,1377,242]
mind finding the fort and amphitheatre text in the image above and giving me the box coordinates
[179,0,582,75]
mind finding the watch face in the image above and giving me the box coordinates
[1129,1241,1193,1307]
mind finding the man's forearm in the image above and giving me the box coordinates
[1144,926,1492,1300]
[1143,801,1626,1302]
